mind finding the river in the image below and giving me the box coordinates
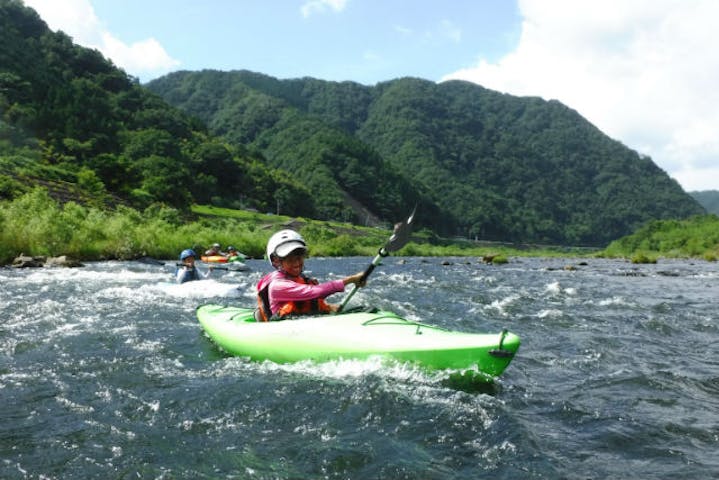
[1,257,718,479]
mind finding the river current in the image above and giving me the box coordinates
[1,257,718,479]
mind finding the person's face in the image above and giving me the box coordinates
[184,256,196,266]
[280,252,305,276]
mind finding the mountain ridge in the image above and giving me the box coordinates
[147,69,704,245]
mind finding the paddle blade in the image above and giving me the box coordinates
[384,206,416,252]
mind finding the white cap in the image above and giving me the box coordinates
[274,241,307,258]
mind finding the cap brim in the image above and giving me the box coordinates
[275,241,307,258]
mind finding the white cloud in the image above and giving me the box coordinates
[100,33,180,75]
[23,0,180,80]
[301,0,348,18]
[442,0,719,192]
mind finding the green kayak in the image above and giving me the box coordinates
[196,304,520,380]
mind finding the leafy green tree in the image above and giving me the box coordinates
[135,154,193,208]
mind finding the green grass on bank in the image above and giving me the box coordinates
[2,188,718,265]
[598,214,719,262]
[0,188,591,265]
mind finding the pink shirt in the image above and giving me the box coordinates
[257,270,346,315]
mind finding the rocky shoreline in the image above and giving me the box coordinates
[11,254,84,268]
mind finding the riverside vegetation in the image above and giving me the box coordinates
[600,214,719,263]
[0,188,588,265]
[2,188,718,266]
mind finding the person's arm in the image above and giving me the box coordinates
[201,265,213,279]
[269,273,366,313]
[270,277,345,303]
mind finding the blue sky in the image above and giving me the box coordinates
[27,0,523,85]
[23,0,719,193]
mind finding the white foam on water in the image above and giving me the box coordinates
[0,337,20,357]
[544,282,578,298]
[471,273,498,285]
[176,410,245,435]
[475,439,518,468]
[545,281,562,295]
[595,296,635,307]
[203,355,502,421]
[141,356,186,378]
[13,264,165,287]
[278,355,428,382]
[95,387,113,402]
[537,309,564,319]
[4,298,65,331]
[97,285,162,303]
[483,294,520,317]
[56,395,95,413]
[147,280,242,298]
[0,371,41,389]
[384,272,437,286]
[109,424,137,441]
[129,338,164,353]
[47,320,85,338]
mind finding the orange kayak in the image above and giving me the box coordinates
[200,255,228,263]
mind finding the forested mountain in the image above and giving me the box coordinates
[690,190,719,215]
[0,0,321,216]
[2,0,705,247]
[147,70,704,245]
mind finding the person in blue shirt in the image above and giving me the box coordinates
[175,249,212,284]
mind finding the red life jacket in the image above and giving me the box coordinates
[255,271,332,322]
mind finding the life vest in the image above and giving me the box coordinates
[255,271,332,322]
[176,266,200,284]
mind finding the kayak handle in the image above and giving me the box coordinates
[489,329,515,358]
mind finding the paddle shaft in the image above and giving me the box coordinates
[176,263,229,271]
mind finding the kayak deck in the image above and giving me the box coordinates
[197,304,520,380]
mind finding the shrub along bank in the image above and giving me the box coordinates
[6,188,716,266]
[0,188,413,264]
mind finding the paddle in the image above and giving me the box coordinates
[337,207,416,312]
[175,263,231,271]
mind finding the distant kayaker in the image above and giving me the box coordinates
[255,229,366,321]
[204,243,225,257]
[176,249,212,284]
[226,245,243,259]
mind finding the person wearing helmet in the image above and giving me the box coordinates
[204,243,225,257]
[255,229,366,321]
[225,245,245,261]
[175,249,212,284]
